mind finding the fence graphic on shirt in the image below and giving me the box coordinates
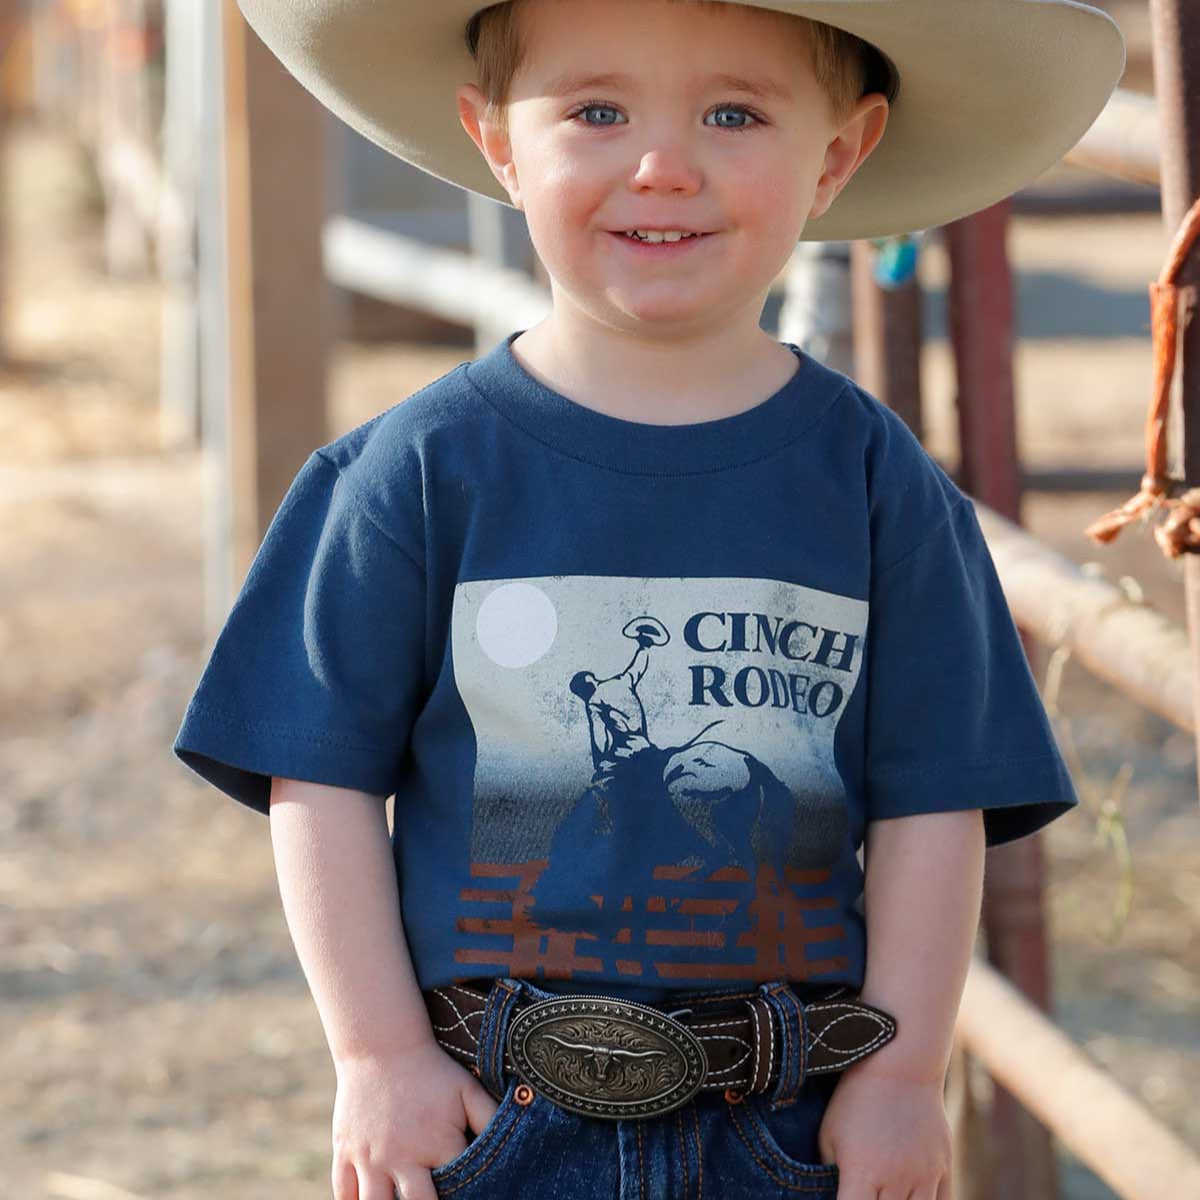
[449,574,868,985]
[451,858,850,983]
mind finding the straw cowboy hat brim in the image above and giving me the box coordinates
[235,0,1126,243]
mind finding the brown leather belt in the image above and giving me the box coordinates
[424,981,897,1120]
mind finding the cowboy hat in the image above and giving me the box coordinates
[235,0,1126,242]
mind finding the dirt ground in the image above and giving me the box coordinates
[3,97,1198,1200]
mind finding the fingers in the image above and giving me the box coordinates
[388,1166,438,1200]
[834,1173,946,1200]
[334,1076,500,1200]
[904,1177,949,1200]
[360,1167,405,1200]
[332,1155,359,1200]
[462,1079,501,1137]
[832,1172,880,1200]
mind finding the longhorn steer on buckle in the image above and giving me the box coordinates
[505,995,708,1120]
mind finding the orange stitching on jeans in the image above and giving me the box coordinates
[488,984,517,1086]
[723,1102,838,1193]
[691,1097,704,1198]
[675,1107,690,1199]
[637,1116,646,1200]
[432,1104,525,1194]
[746,1101,831,1173]
[491,981,518,1090]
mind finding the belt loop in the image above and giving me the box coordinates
[744,996,776,1094]
[757,981,808,1110]
[476,978,522,1098]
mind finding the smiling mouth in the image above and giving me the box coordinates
[609,231,716,239]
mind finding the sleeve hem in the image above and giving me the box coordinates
[181,700,395,754]
[172,702,400,816]
[867,754,1078,847]
[870,751,1070,783]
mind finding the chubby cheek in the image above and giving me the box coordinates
[728,154,810,244]
[520,158,611,271]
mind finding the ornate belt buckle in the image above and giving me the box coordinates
[506,994,708,1121]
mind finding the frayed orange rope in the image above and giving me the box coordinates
[1084,195,1200,558]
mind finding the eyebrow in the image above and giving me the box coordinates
[541,71,794,104]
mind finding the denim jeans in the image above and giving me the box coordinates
[427,975,842,1199]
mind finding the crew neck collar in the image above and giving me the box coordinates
[464,330,845,476]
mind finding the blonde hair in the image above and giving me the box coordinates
[463,0,898,135]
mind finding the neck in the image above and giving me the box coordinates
[512,310,800,426]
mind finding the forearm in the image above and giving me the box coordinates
[268,776,437,1066]
[853,808,986,1084]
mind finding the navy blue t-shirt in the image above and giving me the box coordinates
[174,330,1077,1003]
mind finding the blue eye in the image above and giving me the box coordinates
[576,103,624,127]
[706,105,760,130]
[569,101,764,131]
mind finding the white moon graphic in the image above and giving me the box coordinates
[475,583,558,668]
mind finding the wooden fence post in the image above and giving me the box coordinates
[210,0,330,622]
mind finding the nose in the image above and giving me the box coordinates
[629,143,702,195]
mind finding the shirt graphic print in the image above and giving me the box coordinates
[450,574,868,988]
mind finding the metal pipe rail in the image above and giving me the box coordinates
[957,955,1200,1200]
[1064,87,1161,187]
[322,214,551,330]
[972,498,1193,734]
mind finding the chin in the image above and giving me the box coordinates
[611,309,712,331]
[605,291,721,323]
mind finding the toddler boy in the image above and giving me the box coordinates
[174,1,1126,1197]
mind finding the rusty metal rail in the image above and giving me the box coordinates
[917,15,1199,1199]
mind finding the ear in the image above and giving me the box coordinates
[809,93,890,221]
[456,83,523,209]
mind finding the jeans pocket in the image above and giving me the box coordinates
[429,1076,530,1192]
[724,1092,840,1195]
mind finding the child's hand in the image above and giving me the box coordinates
[817,1063,954,1200]
[331,1040,500,1200]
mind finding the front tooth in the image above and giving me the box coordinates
[626,229,694,242]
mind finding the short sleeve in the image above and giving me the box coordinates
[864,494,1078,847]
[173,450,427,816]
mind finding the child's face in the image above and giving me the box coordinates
[458,0,887,340]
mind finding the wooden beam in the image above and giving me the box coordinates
[219,0,330,592]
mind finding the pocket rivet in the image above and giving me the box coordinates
[515,1083,535,1105]
[724,1088,744,1104]
[470,1064,481,1077]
